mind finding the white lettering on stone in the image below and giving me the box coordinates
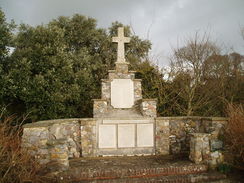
[118,124,135,148]
[99,125,116,148]
[137,124,154,147]
[111,79,134,108]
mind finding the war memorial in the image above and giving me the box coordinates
[21,27,228,182]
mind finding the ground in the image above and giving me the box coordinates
[43,155,244,183]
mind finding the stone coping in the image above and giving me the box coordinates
[108,70,115,73]
[46,138,67,146]
[211,117,229,121]
[115,62,129,65]
[108,70,136,73]
[103,78,140,82]
[101,79,110,82]
[133,79,142,81]
[23,116,228,128]
[142,98,158,101]
[102,118,154,120]
[92,99,107,101]
[23,118,95,128]
[156,116,228,121]
[190,133,211,136]
[23,117,155,128]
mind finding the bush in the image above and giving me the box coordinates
[225,103,244,169]
[0,111,50,183]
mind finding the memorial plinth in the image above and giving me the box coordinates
[92,27,157,156]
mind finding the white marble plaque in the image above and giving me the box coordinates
[99,125,116,148]
[118,124,135,147]
[137,124,154,147]
[111,79,134,108]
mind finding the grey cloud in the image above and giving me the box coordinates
[1,0,244,66]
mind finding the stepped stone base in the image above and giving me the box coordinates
[81,172,227,183]
[52,155,227,183]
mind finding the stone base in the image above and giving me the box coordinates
[141,99,157,117]
[21,117,227,167]
[189,133,211,164]
[115,62,129,73]
[55,156,226,182]
[189,132,224,169]
[97,147,155,156]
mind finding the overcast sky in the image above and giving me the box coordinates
[1,0,244,65]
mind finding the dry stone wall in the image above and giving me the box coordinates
[158,117,227,155]
[141,99,157,117]
[93,99,108,118]
[133,79,142,101]
[189,133,211,164]
[47,139,69,170]
[21,116,227,169]
[80,119,97,157]
[108,70,135,80]
[101,80,110,99]
[22,126,50,164]
[189,133,224,169]
[169,117,203,154]
[22,119,82,164]
[155,118,170,155]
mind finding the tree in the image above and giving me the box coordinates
[203,52,243,115]
[0,9,14,61]
[0,9,15,111]
[2,15,152,121]
[170,32,219,116]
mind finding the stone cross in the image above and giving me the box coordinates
[112,27,131,63]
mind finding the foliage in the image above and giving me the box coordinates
[0,8,14,60]
[0,10,243,121]
[1,15,151,121]
[225,103,244,169]
[134,61,180,116]
[202,53,244,116]
[0,8,15,114]
[170,32,220,116]
[169,32,244,116]
[217,163,232,174]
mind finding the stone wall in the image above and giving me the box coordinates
[47,139,69,170]
[189,133,224,169]
[101,80,110,99]
[80,119,97,157]
[115,62,129,73]
[155,118,170,155]
[141,99,157,117]
[22,119,83,164]
[189,133,211,164]
[22,126,50,164]
[48,120,80,158]
[168,117,203,154]
[22,116,227,167]
[134,79,142,101]
[108,70,135,80]
[93,99,108,118]
[156,117,227,155]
